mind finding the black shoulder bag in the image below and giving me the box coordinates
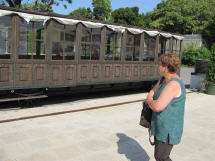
[139,101,154,145]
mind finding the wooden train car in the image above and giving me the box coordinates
[0,6,183,101]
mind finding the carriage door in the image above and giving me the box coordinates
[48,21,76,87]
[0,15,13,89]
[141,33,157,80]
[15,17,47,88]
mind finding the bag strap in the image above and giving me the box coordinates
[148,125,155,146]
[142,100,154,146]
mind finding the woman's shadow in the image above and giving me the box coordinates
[117,133,150,161]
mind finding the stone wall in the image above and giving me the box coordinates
[182,34,205,50]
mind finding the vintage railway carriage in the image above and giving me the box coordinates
[0,6,183,99]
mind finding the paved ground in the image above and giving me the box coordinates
[0,67,214,161]
[0,87,214,161]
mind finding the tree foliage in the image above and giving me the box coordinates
[207,43,215,83]
[92,0,111,21]
[0,0,6,6]
[202,14,215,48]
[149,0,215,35]
[70,8,93,19]
[143,11,153,28]
[1,0,72,12]
[22,1,53,12]
[111,7,145,27]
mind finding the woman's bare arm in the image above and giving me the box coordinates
[146,81,181,112]
[146,80,160,100]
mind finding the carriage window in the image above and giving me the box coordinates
[19,19,32,59]
[51,23,76,60]
[33,22,45,59]
[125,33,140,61]
[143,34,155,61]
[0,16,12,59]
[172,39,180,57]
[19,19,45,59]
[105,29,121,61]
[52,23,64,60]
[81,27,101,60]
[158,37,166,57]
[165,39,171,54]
[64,25,76,60]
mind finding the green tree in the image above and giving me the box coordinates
[0,0,6,5]
[207,43,215,83]
[1,0,72,12]
[92,0,111,21]
[70,8,93,19]
[149,0,215,34]
[143,11,153,28]
[22,1,53,12]
[111,7,145,27]
[202,14,215,48]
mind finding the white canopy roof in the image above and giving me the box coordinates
[0,9,184,40]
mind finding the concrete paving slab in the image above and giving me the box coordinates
[0,90,214,161]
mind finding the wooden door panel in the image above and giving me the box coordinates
[141,65,155,79]
[148,65,154,77]
[154,65,159,78]
[64,64,76,84]
[103,64,113,81]
[15,64,32,86]
[50,65,63,85]
[91,64,101,82]
[78,64,90,83]
[124,64,132,80]
[141,65,147,78]
[0,63,13,87]
[132,64,140,80]
[33,64,46,86]
[113,64,122,81]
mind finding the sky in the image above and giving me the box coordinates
[52,0,162,15]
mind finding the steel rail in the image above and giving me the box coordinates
[0,99,145,124]
[0,91,194,124]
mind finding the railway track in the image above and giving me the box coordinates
[0,99,145,124]
[0,91,194,124]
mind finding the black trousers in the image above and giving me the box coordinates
[154,136,173,161]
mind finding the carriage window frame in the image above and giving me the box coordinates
[105,29,122,61]
[125,32,140,61]
[80,26,101,60]
[18,18,45,60]
[0,15,12,59]
[165,39,171,54]
[51,21,76,60]
[142,34,156,62]
[172,39,180,57]
[158,37,167,57]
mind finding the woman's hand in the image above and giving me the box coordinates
[146,90,154,101]
[146,80,160,101]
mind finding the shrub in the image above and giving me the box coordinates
[182,45,211,66]
[207,43,215,83]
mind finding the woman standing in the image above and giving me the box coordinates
[146,54,186,161]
